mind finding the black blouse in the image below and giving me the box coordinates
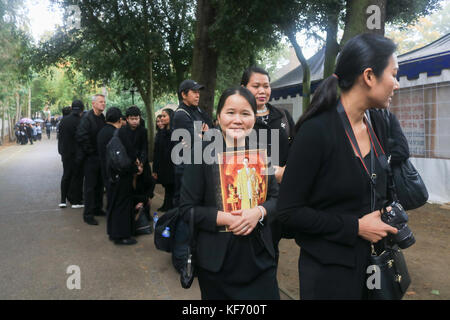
[277,107,389,267]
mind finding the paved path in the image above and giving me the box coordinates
[0,135,201,299]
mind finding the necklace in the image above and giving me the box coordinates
[256,105,268,114]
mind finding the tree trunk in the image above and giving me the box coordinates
[15,92,21,123]
[323,9,340,78]
[8,107,14,142]
[137,58,155,163]
[191,0,218,118]
[287,30,311,114]
[1,101,4,145]
[341,0,386,46]
[27,87,31,119]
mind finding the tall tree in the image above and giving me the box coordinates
[190,0,282,117]
[269,0,442,112]
[34,0,195,160]
[0,0,32,143]
[191,0,218,117]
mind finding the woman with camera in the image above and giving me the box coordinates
[277,33,400,299]
[178,87,280,300]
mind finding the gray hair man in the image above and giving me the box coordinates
[76,94,106,225]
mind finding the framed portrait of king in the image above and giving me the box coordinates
[216,149,268,213]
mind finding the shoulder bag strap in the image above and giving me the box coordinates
[176,108,193,120]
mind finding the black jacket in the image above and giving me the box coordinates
[172,103,213,143]
[153,128,175,185]
[253,103,295,167]
[179,141,279,272]
[76,110,105,157]
[118,124,148,165]
[277,106,391,268]
[97,124,117,183]
[58,112,82,157]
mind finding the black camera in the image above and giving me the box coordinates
[381,201,416,249]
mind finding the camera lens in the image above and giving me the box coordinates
[394,224,416,249]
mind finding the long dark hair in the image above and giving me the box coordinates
[155,114,163,132]
[162,108,174,129]
[294,33,397,132]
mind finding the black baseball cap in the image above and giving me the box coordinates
[71,100,85,112]
[178,79,205,94]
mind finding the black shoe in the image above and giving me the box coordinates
[114,237,137,245]
[84,217,99,225]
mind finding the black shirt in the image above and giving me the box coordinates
[253,104,295,167]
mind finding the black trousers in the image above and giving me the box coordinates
[173,164,184,207]
[162,183,174,210]
[61,156,83,204]
[83,155,104,218]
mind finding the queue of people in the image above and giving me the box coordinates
[56,33,412,300]
[15,115,61,145]
[58,95,155,246]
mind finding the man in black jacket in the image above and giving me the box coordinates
[25,124,33,145]
[58,101,84,208]
[172,79,213,207]
[76,94,106,225]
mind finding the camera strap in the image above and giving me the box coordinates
[336,101,386,212]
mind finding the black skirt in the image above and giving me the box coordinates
[196,227,280,300]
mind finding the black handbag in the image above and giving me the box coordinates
[382,110,428,210]
[391,159,428,211]
[134,207,152,236]
[180,208,196,289]
[368,243,411,300]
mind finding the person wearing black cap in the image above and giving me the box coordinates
[172,79,213,207]
[170,79,213,272]
[58,100,85,209]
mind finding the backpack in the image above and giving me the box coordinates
[106,129,131,174]
[154,208,180,253]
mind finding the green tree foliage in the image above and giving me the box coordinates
[34,0,195,160]
[0,0,34,143]
[387,0,450,54]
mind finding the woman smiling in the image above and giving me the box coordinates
[178,87,280,300]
